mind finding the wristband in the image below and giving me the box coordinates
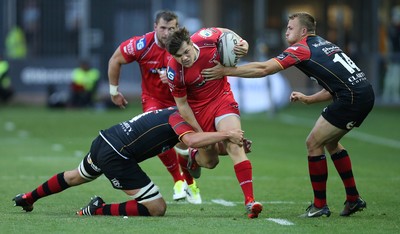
[109,84,119,96]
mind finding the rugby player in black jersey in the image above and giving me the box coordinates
[202,12,374,218]
[13,107,244,217]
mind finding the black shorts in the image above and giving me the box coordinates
[321,99,374,130]
[79,136,151,190]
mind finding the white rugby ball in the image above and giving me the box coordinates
[218,32,240,67]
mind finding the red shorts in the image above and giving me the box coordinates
[192,91,240,132]
[142,95,176,112]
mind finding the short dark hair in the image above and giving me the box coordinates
[289,12,316,33]
[155,10,178,25]
[165,27,191,55]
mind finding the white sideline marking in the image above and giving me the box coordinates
[211,199,236,206]
[166,200,295,206]
[266,218,294,226]
[280,114,400,149]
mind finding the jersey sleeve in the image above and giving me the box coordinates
[274,40,311,69]
[168,111,195,141]
[119,34,148,63]
[192,27,222,46]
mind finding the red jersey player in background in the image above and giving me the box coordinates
[165,27,263,218]
[107,10,201,204]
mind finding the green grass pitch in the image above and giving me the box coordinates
[0,102,399,233]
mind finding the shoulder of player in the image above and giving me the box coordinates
[192,27,220,44]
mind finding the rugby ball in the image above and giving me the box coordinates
[218,32,240,67]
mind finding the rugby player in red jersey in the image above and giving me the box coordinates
[12,107,244,217]
[107,10,201,204]
[202,12,374,218]
[165,27,263,218]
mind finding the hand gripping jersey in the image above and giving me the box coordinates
[99,107,194,162]
[274,35,374,104]
[167,28,233,111]
[119,31,175,105]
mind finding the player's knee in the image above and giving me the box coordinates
[305,135,319,150]
[148,199,167,216]
[131,181,166,216]
[64,169,89,186]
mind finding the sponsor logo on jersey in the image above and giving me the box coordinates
[311,40,331,48]
[120,121,133,135]
[111,178,123,189]
[322,45,341,55]
[87,154,101,172]
[195,79,206,87]
[136,38,146,50]
[276,52,289,60]
[347,72,367,85]
[346,121,356,130]
[124,39,135,55]
[198,29,213,38]
[167,68,175,81]
[288,46,299,51]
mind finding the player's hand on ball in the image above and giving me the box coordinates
[234,39,248,58]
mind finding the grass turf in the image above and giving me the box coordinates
[0,103,399,233]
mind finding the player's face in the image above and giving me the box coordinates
[155,19,178,48]
[285,18,305,45]
[171,41,197,67]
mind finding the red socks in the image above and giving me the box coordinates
[158,149,184,182]
[234,160,254,204]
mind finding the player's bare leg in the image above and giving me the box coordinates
[304,116,365,217]
[216,115,262,218]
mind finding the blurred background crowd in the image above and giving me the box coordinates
[0,0,399,111]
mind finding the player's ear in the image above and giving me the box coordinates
[301,27,307,36]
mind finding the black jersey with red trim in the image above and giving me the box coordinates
[275,35,374,104]
[99,107,194,162]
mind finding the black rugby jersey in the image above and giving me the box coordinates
[99,107,194,162]
[275,35,374,104]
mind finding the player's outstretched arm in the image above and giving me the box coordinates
[202,58,282,81]
[181,129,244,149]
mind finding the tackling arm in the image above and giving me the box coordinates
[202,58,283,80]
[181,129,244,149]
